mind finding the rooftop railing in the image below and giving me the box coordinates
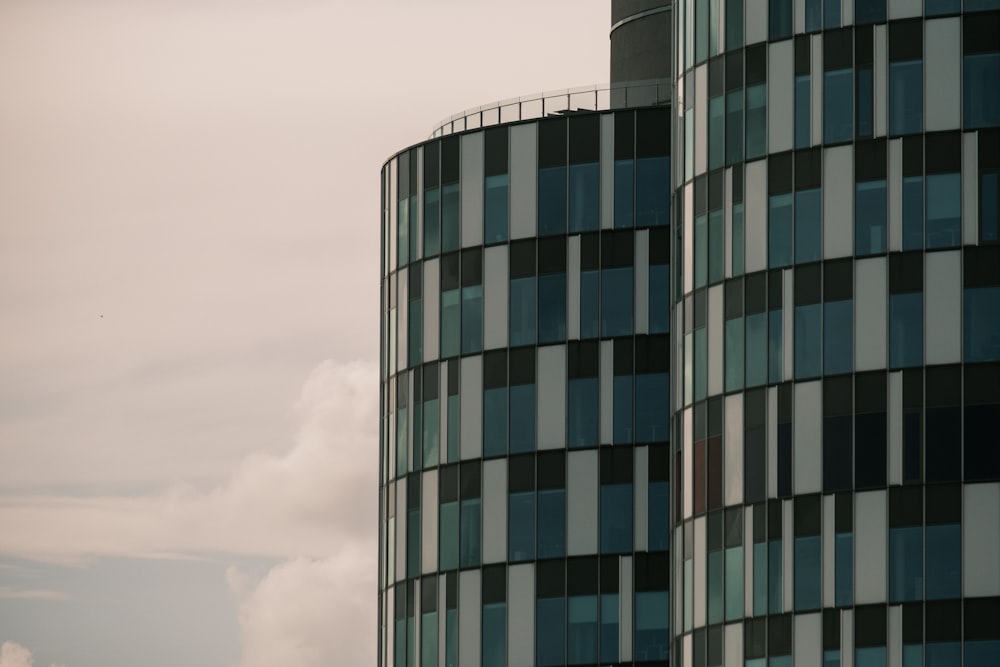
[430,79,671,138]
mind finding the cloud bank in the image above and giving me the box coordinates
[0,641,66,667]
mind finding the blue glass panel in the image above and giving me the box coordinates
[925,0,959,13]
[536,597,566,667]
[602,267,633,336]
[710,209,724,284]
[835,531,853,606]
[856,179,887,256]
[636,373,670,443]
[746,84,767,160]
[857,66,874,138]
[806,0,821,30]
[649,481,670,550]
[538,273,567,344]
[889,61,922,136]
[441,183,460,252]
[395,618,406,667]
[447,394,459,462]
[696,0,708,63]
[796,189,822,262]
[461,285,483,354]
[424,187,440,257]
[771,658,792,667]
[538,166,567,236]
[600,594,619,663]
[966,0,1000,8]
[483,386,507,457]
[421,610,438,667]
[569,163,599,233]
[753,541,768,615]
[890,292,923,369]
[982,171,999,242]
[509,384,535,453]
[769,309,783,383]
[965,286,1000,362]
[770,193,793,268]
[726,317,745,391]
[795,535,821,611]
[770,0,792,39]
[445,608,458,667]
[708,549,724,624]
[733,203,745,275]
[824,0,841,27]
[686,108,695,181]
[635,590,669,661]
[726,0,744,50]
[484,174,509,244]
[614,159,634,228]
[824,650,841,667]
[409,299,422,367]
[649,264,670,333]
[725,546,744,621]
[825,69,853,144]
[768,539,782,614]
[695,213,708,288]
[964,53,1000,129]
[748,659,767,667]
[902,175,923,251]
[856,647,887,667]
[509,491,535,561]
[412,406,422,471]
[423,398,439,468]
[440,289,460,358]
[795,75,811,148]
[600,483,633,553]
[710,0,720,55]
[710,96,726,169]
[509,277,536,346]
[727,90,745,165]
[746,312,768,387]
[854,0,885,24]
[926,173,961,249]
[567,595,598,665]
[613,375,633,445]
[925,523,960,599]
[824,299,853,375]
[966,640,1000,666]
[482,602,506,667]
[459,498,481,567]
[902,644,921,667]
[439,501,458,570]
[925,642,959,667]
[568,378,599,448]
[580,270,600,339]
[637,156,670,227]
[537,488,566,558]
[889,526,922,602]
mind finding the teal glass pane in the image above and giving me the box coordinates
[966,640,1000,666]
[580,270,600,338]
[769,193,793,268]
[509,276,536,346]
[727,91,744,165]
[805,0,821,31]
[447,394,459,462]
[925,523,960,599]
[423,398,439,468]
[482,602,506,667]
[925,642,959,667]
[856,647,887,667]
[614,159,634,228]
[753,541,768,615]
[424,187,441,257]
[695,213,708,288]
[461,285,483,354]
[824,0,840,27]
[726,0,743,50]
[567,595,598,664]
[441,183,460,252]
[509,384,536,453]
[537,597,566,667]
[538,273,567,343]
[421,610,438,667]
[707,549,724,624]
[768,539,782,614]
[396,406,408,477]
[637,156,670,226]
[509,491,535,561]
[459,498,481,567]
[889,292,922,369]
[835,531,853,606]
[795,188,822,262]
[484,174,509,244]
[407,508,420,576]
[613,375,634,444]
[769,309,782,383]
[600,483,633,553]
[965,286,1000,362]
[568,378,599,448]
[649,264,670,333]
[733,203,745,275]
[746,84,767,159]
[926,173,961,249]
[982,171,999,242]
[902,175,923,251]
[726,317,745,391]
[710,96,725,169]
[483,386,507,458]
[902,644,921,667]
[696,0,708,63]
[395,618,406,667]
[770,0,792,39]
[600,593,619,663]
[824,650,841,667]
[538,166,567,236]
[925,0,959,13]
[440,289,460,358]
[725,546,744,621]
[854,0,885,26]
[824,299,853,375]
[409,299,422,368]
[889,60,922,136]
[537,488,566,558]
[710,209,724,284]
[602,267,633,336]
[398,198,409,266]
[856,179,887,256]
[635,590,669,661]
[570,163,599,233]
[695,327,708,401]
[857,66,874,138]
[824,69,853,144]
[795,75,811,148]
[794,535,821,610]
[636,373,670,443]
[746,312,767,387]
[649,481,670,550]
[439,501,458,570]
[445,608,458,667]
[964,53,1000,129]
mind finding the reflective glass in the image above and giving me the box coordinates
[695,327,708,401]
[796,75,811,148]
[602,267,633,336]
[707,549,724,624]
[726,0,743,50]
[806,0,821,30]
[396,407,408,477]
[424,187,440,257]
[964,286,1000,362]
[421,611,438,667]
[600,594,619,664]
[483,387,507,457]
[569,163,599,233]
[509,491,535,561]
[890,292,922,369]
[768,539,782,614]
[725,546,744,621]
[649,265,670,333]
[482,602,506,667]
[889,526,923,602]
[825,69,853,144]
[395,618,406,667]
[509,277,536,346]
[889,61,922,136]
[966,641,1000,666]
[795,535,821,610]
[601,483,633,553]
[824,0,841,27]
[684,557,692,630]
[835,531,853,606]
[857,648,887,667]
[459,498,481,567]
[649,481,670,550]
[538,166,567,236]
[567,595,598,665]
[636,373,669,443]
[825,650,841,667]
[441,183,460,252]
[635,591,669,661]
[769,308,783,383]
[727,91,745,165]
[710,96,725,169]
[746,84,767,160]
[538,273,567,344]
[854,0,885,24]
[615,159,634,228]
[795,190,822,263]
[695,213,708,288]
[536,597,566,667]
[925,523,960,599]
[770,193,793,268]
[461,285,483,354]
[856,180,887,256]
[423,399,439,467]
[926,173,961,249]
[964,53,1000,129]
[445,608,458,667]
[925,0,959,12]
[509,384,536,453]
[710,209,724,284]
[537,488,566,558]
[439,500,458,570]
[447,395,459,462]
[925,643,959,667]
[686,109,695,180]
[746,312,768,387]
[484,175,509,244]
[857,67,874,138]
[407,508,420,576]
[440,289,460,358]
[580,270,600,339]
[753,541,768,615]
[726,317,745,391]
[409,300,422,369]
[614,375,633,444]
[770,0,792,39]
[902,176,923,251]
[824,299,853,375]
[902,644,921,667]
[568,378,599,448]
[733,203,745,274]
[983,171,999,242]
[637,156,670,227]
[398,201,409,266]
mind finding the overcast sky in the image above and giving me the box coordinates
[0,2,608,665]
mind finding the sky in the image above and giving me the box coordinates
[0,1,608,665]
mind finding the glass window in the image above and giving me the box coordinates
[795,188,822,263]
[407,507,420,576]
[567,595,598,664]
[695,213,708,288]
[396,406,408,478]
[484,174,509,244]
[746,84,767,160]
[725,546,744,621]
[447,394,459,463]
[965,286,1000,362]
[482,601,506,667]
[695,327,708,401]
[733,202,746,275]
[509,491,535,561]
[601,483,633,553]
[795,75,811,149]
[483,387,507,458]
[439,500,458,570]
[569,163,599,233]
[753,540,768,615]
[770,0,792,40]
[856,647,887,667]
[441,183,460,252]
[925,523,960,599]
[710,209,724,284]
[769,193,793,268]
[445,605,458,667]
[746,313,767,387]
[890,293,923,368]
[537,597,566,667]
[727,91,745,165]
[726,0,743,50]
[854,0,885,24]
[460,501,480,567]
[568,378,599,448]
[856,180,887,256]
[966,641,1000,666]
[602,267,633,336]
[768,538,782,614]
[424,187,441,257]
[889,61,922,136]
[710,96,725,169]
[537,489,566,558]
[707,548,723,623]
[805,0,821,30]
[795,532,821,610]
[637,156,670,227]
[635,373,670,443]
[857,66,874,138]
[580,270,599,339]
[461,285,483,354]
[509,277,536,346]
[835,531,853,606]
[889,526,923,602]
[824,69,853,144]
[925,0,959,12]
[926,173,961,249]
[902,175,923,250]
[398,200,409,267]
[409,299,422,369]
[635,591,669,661]
[824,0,841,28]
[824,300,853,375]
[696,0,708,63]
[538,166,567,236]
[649,481,670,551]
[421,609,438,667]
[649,265,670,333]
[964,53,1000,129]
[600,594,619,664]
[509,384,535,453]
[423,398,439,467]
[982,171,999,242]
[440,289,460,358]
[725,317,745,391]
[615,159,634,228]
[613,375,634,445]
[538,273,567,344]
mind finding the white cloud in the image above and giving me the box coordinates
[228,552,376,667]
[0,358,379,564]
[0,641,66,667]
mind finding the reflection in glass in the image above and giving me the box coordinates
[484,174,509,244]
[825,69,853,144]
[926,173,961,249]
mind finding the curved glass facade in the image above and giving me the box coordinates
[673,0,1000,664]
[379,106,674,667]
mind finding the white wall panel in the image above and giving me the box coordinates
[725,394,744,506]
[794,381,823,494]
[724,618,743,667]
[824,146,854,259]
[439,363,449,465]
[783,500,794,611]
[745,160,767,273]
[888,138,903,252]
[482,459,506,564]
[396,477,406,583]
[438,577,447,667]
[842,609,854,667]
[568,235,581,339]
[823,494,836,606]
[768,387,779,499]
[695,64,708,176]
[634,446,649,551]
[795,612,821,666]
[769,40,794,154]
[510,123,537,239]
[889,0,920,19]
[783,268,794,381]
[636,229,650,334]
[693,516,706,628]
[925,250,961,364]
[422,469,438,575]
[459,569,481,667]
[708,284,724,396]
[874,25,888,138]
[460,356,483,459]
[889,604,902,667]
[567,450,599,555]
[964,482,1000,597]
[744,507,754,617]
[745,0,767,45]
[537,345,567,449]
[889,371,903,486]
[601,113,614,229]
[855,491,887,604]
[621,556,634,661]
[683,407,693,519]
[794,0,805,32]
[925,18,961,132]
[855,257,887,371]
[842,0,853,27]
[600,341,614,444]
[483,246,508,350]
[508,564,535,666]
[725,167,734,278]
[424,259,440,363]
[964,131,979,245]
[461,133,484,248]
[811,36,824,147]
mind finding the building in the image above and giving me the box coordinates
[379,1,1000,665]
